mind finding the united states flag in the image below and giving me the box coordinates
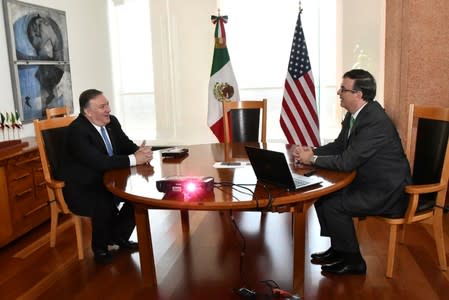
[280,12,320,146]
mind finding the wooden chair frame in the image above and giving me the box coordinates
[34,116,85,260]
[46,106,70,119]
[222,99,267,143]
[375,104,449,278]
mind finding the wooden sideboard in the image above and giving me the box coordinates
[0,137,49,247]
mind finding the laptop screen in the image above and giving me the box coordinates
[245,146,321,190]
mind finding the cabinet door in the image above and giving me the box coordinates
[7,151,48,229]
[33,159,50,207]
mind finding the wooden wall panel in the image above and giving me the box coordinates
[384,0,449,142]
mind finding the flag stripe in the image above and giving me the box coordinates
[282,91,313,145]
[291,74,320,142]
[207,60,239,126]
[279,12,320,146]
[210,48,230,76]
[283,73,319,146]
[210,117,224,142]
[288,73,317,132]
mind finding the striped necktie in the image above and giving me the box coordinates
[100,126,113,156]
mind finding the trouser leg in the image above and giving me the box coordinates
[91,196,118,251]
[112,200,136,241]
[320,191,360,253]
[314,192,338,237]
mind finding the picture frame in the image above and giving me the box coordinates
[2,0,73,123]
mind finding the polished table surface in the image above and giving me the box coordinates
[104,143,355,296]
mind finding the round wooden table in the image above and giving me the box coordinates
[104,143,355,296]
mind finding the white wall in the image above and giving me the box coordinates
[0,0,113,137]
[149,0,217,144]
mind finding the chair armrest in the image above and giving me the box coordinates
[405,182,446,194]
[47,179,65,189]
[403,182,448,223]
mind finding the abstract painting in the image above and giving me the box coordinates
[3,0,73,123]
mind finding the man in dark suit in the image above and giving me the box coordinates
[63,89,153,264]
[294,69,411,275]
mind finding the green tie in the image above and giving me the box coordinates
[349,116,355,130]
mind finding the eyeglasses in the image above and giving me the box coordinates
[338,86,358,93]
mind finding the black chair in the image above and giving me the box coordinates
[34,116,85,260]
[374,104,449,278]
[222,99,267,143]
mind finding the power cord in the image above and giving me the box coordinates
[214,182,298,299]
[214,181,260,209]
[229,210,257,298]
[259,279,302,299]
[214,181,275,211]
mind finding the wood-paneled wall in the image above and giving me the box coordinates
[384,0,449,142]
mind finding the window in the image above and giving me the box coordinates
[108,0,385,144]
[108,0,155,140]
[222,0,337,143]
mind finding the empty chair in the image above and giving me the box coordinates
[374,104,449,278]
[34,116,85,260]
[222,99,267,143]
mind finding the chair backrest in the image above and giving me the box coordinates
[222,99,267,143]
[34,116,76,185]
[405,104,449,209]
[46,106,70,119]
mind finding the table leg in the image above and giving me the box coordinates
[292,204,306,297]
[134,204,157,287]
[180,210,189,233]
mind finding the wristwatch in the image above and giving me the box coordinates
[311,155,318,165]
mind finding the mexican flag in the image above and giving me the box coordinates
[207,14,240,142]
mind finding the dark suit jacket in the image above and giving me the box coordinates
[314,101,412,216]
[62,114,139,216]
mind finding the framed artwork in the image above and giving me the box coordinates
[2,0,73,123]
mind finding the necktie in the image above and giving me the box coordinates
[348,116,355,138]
[349,116,355,130]
[100,127,113,156]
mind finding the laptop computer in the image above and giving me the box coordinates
[245,146,322,191]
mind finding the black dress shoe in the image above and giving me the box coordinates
[311,247,334,259]
[311,250,343,265]
[310,248,343,265]
[321,260,367,275]
[93,249,113,264]
[115,239,139,250]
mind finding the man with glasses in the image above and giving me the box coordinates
[294,69,411,275]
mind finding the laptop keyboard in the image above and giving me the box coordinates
[293,176,309,187]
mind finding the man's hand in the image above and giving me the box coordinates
[135,140,153,165]
[293,145,314,165]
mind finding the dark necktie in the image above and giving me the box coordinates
[100,126,113,156]
[348,116,355,138]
